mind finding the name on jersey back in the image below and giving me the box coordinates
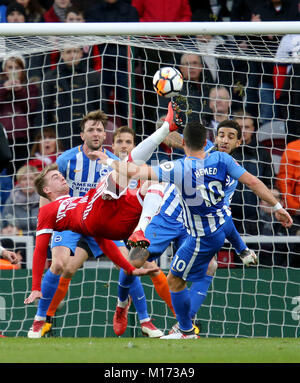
[194,167,217,178]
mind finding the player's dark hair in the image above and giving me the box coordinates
[183,121,207,151]
[34,163,58,199]
[217,119,242,140]
[80,109,108,132]
[113,126,136,144]
[65,5,85,19]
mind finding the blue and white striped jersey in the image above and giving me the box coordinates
[152,151,246,237]
[158,140,215,224]
[57,145,119,197]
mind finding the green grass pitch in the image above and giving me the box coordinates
[1,337,300,363]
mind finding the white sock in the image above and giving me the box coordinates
[135,183,165,233]
[140,318,151,324]
[130,121,170,165]
[34,315,46,321]
[117,298,129,308]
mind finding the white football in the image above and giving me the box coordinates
[153,66,183,98]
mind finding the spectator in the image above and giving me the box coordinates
[0,235,25,269]
[0,168,13,212]
[38,0,52,10]
[177,53,215,125]
[0,238,20,269]
[231,111,273,235]
[277,58,300,144]
[230,0,264,21]
[132,0,191,22]
[35,45,101,150]
[5,1,27,22]
[43,0,71,22]
[0,121,12,172]
[258,187,300,267]
[242,0,300,123]
[193,35,225,84]
[15,0,45,22]
[0,54,39,171]
[273,34,299,102]
[189,0,213,14]
[85,0,139,127]
[130,0,191,138]
[277,139,300,216]
[27,126,63,172]
[191,0,230,21]
[0,0,9,22]
[1,164,39,236]
[64,6,102,72]
[0,122,13,211]
[64,4,83,21]
[191,7,248,113]
[203,86,232,140]
[27,5,102,87]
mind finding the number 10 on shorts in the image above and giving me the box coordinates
[171,254,187,272]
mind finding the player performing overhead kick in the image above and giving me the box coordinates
[24,102,182,310]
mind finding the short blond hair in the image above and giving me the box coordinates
[16,165,38,183]
[34,163,58,199]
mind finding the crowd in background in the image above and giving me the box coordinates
[0,0,299,269]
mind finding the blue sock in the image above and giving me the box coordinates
[129,277,149,322]
[189,275,213,320]
[118,269,134,302]
[170,288,193,332]
[118,269,149,321]
[36,270,60,318]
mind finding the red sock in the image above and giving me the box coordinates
[46,277,71,317]
[151,270,175,317]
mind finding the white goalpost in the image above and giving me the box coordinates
[0,22,299,338]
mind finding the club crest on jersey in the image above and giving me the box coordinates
[54,235,62,243]
[160,161,174,172]
[98,163,110,177]
[128,179,138,189]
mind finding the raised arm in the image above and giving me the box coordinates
[105,160,158,183]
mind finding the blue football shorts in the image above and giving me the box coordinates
[170,218,237,282]
[51,230,125,258]
[145,213,188,262]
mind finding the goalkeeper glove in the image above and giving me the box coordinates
[239,248,258,266]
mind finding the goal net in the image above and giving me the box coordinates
[0,22,300,338]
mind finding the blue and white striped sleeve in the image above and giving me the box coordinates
[151,160,183,187]
[225,154,246,180]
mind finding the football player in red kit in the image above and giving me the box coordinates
[24,164,157,302]
[25,101,182,307]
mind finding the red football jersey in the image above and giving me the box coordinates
[36,176,143,239]
[32,176,143,290]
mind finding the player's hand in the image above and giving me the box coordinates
[24,290,42,304]
[132,267,160,276]
[2,250,18,264]
[239,249,258,267]
[86,150,108,162]
[275,208,293,228]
